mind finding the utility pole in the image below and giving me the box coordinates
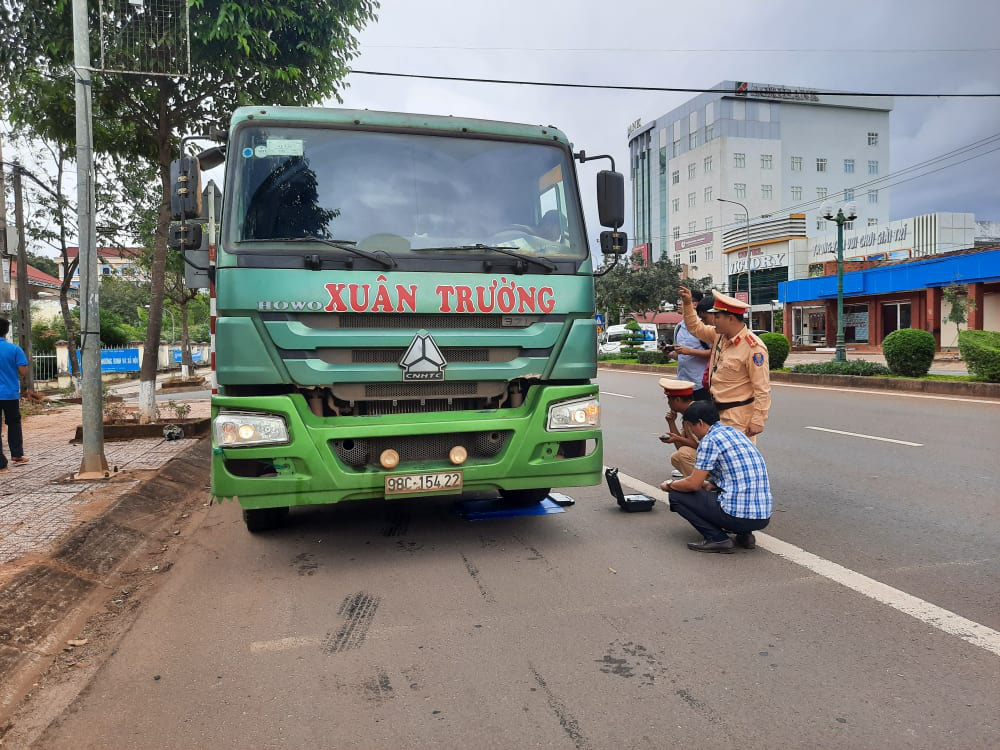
[0,134,11,317]
[12,164,34,391]
[73,0,109,478]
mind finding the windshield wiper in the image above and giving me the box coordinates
[250,235,396,270]
[413,244,556,273]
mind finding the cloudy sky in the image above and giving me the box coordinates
[335,0,1000,249]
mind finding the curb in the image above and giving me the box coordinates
[0,441,210,717]
[599,362,1000,399]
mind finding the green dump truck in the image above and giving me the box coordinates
[171,106,627,531]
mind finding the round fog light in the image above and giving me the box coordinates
[449,445,468,466]
[380,449,400,469]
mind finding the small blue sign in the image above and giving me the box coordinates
[241,147,254,158]
[594,314,605,325]
[172,348,204,363]
[71,348,141,374]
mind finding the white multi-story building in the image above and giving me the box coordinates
[627,80,892,312]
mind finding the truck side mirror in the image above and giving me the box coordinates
[600,230,628,255]
[170,156,202,220]
[597,170,624,229]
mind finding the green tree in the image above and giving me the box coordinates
[943,284,975,331]
[2,0,378,420]
[26,252,58,278]
[595,257,685,324]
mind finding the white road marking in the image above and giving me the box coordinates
[599,390,635,399]
[598,367,1000,405]
[250,636,319,654]
[611,468,1000,658]
[804,425,923,447]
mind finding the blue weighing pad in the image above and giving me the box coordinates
[452,497,566,520]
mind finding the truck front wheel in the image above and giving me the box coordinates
[499,488,551,506]
[242,506,289,533]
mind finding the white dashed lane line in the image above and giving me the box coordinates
[803,425,923,447]
[599,391,635,399]
[612,468,1000,659]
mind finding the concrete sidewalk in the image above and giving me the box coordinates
[0,400,209,584]
[784,350,969,375]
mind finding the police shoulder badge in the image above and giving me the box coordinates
[752,352,765,367]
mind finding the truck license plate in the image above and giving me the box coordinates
[385,471,463,496]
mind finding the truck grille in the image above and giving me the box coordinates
[352,347,490,364]
[331,430,512,469]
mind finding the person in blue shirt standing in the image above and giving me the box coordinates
[669,290,712,401]
[661,400,772,553]
[0,317,30,473]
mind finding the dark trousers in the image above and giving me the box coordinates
[668,488,770,542]
[0,399,24,468]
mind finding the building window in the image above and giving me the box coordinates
[734,183,746,198]
[868,160,879,175]
[688,192,696,208]
[844,188,855,201]
[673,140,681,157]
[868,189,879,204]
[844,220,854,230]
[868,218,878,227]
[673,226,680,239]
[868,132,879,146]
[689,249,698,263]
[816,158,827,172]
[704,155,713,173]
[761,154,773,169]
[673,253,681,266]
[688,221,697,233]
[672,170,679,184]
[761,184,773,199]
[705,249,714,261]
[704,124,714,142]
[791,156,802,171]
[817,219,825,231]
[844,159,855,174]
[791,186,802,200]
[734,152,746,168]
[672,197,680,212]
[689,132,698,149]
[816,187,827,199]
[705,217,713,230]
[688,163,696,180]
[704,186,713,203]
[733,213,743,225]
[659,127,667,147]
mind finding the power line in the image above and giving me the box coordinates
[364,44,1000,55]
[351,70,1000,98]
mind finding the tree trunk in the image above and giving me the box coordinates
[138,92,172,423]
[180,291,192,378]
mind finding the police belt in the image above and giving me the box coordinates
[713,397,754,412]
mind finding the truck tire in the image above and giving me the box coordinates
[242,506,289,533]
[499,488,551,506]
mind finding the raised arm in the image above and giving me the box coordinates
[679,287,717,345]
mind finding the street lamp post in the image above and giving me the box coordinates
[718,198,752,326]
[821,202,858,363]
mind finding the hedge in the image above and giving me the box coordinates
[638,351,671,365]
[882,328,936,377]
[791,360,891,376]
[958,329,1000,382]
[759,333,790,369]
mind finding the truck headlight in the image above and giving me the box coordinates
[546,397,600,431]
[214,412,289,447]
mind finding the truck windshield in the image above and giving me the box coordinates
[228,126,587,260]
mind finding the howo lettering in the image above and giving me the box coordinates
[170,107,627,532]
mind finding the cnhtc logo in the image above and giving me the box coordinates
[399,332,447,381]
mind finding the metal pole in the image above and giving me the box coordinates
[835,211,846,362]
[717,197,752,325]
[73,0,109,477]
[0,135,11,314]
[12,165,34,392]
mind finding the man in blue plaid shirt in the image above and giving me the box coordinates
[661,400,772,553]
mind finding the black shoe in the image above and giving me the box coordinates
[734,532,756,550]
[686,538,735,554]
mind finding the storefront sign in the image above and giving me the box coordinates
[729,252,786,274]
[675,232,713,251]
[735,81,820,102]
[843,311,869,340]
[812,224,909,258]
[627,118,643,136]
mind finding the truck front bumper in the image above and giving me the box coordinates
[211,383,603,509]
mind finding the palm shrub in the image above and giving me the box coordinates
[958,329,1000,382]
[621,319,645,359]
[759,333,790,369]
[882,328,936,377]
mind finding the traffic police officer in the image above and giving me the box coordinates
[678,287,771,441]
[657,378,699,477]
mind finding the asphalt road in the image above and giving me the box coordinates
[27,372,1000,749]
